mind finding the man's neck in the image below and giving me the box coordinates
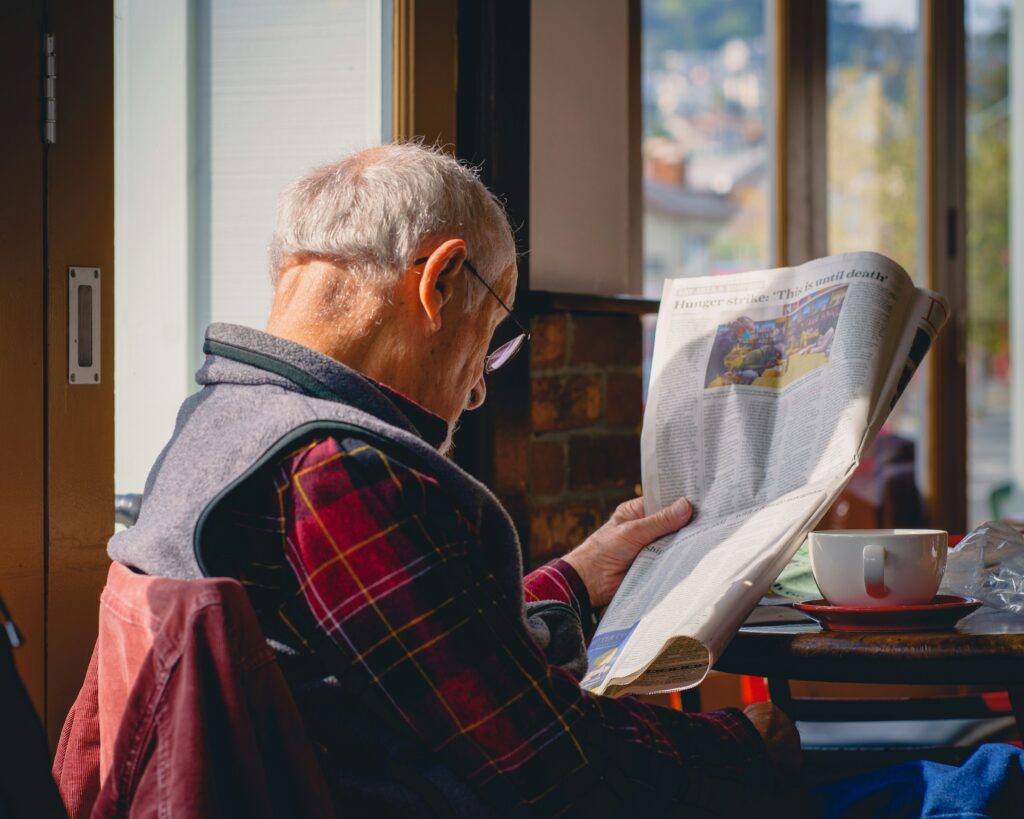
[263,322,452,451]
[265,260,451,436]
[266,319,404,388]
[266,261,396,378]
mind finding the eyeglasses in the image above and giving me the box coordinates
[414,256,530,373]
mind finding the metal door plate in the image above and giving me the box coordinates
[68,266,101,384]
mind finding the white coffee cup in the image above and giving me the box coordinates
[808,529,948,607]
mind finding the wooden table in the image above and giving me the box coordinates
[714,606,1024,733]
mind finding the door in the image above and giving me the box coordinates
[0,0,114,744]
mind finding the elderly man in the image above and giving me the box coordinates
[109,143,796,816]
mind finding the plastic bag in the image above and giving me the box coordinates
[940,520,1024,613]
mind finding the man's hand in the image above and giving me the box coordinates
[563,496,693,608]
[743,702,801,775]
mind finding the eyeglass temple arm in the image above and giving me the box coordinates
[413,256,530,339]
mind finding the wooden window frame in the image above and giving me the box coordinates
[392,0,457,148]
[921,0,968,533]
[773,0,828,267]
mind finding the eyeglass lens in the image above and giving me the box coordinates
[485,334,527,373]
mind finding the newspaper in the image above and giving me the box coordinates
[582,252,949,696]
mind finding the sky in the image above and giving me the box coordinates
[857,0,917,30]
[858,0,1012,33]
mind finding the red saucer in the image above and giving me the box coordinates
[793,595,981,632]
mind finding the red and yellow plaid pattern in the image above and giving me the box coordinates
[233,435,769,815]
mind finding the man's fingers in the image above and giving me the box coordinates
[609,496,646,524]
[621,496,692,545]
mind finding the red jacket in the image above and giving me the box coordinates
[53,562,335,818]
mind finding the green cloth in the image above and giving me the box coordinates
[770,542,821,599]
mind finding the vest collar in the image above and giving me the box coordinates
[199,323,449,449]
[371,382,450,450]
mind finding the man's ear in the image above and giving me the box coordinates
[418,238,467,332]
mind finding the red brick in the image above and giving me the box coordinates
[493,425,529,495]
[530,314,567,369]
[568,434,641,491]
[530,440,565,496]
[531,374,602,432]
[605,373,643,428]
[529,502,604,565]
[570,314,642,367]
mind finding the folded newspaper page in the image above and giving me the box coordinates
[582,252,948,696]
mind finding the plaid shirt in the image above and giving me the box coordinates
[228,399,769,815]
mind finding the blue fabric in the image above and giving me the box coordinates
[815,744,1024,818]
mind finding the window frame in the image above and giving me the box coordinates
[921,0,968,533]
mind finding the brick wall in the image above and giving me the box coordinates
[525,310,646,569]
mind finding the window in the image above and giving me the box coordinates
[114,0,390,496]
[642,0,772,298]
[641,1,1008,528]
[641,0,773,398]
[827,0,920,273]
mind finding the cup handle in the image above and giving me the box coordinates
[863,544,886,598]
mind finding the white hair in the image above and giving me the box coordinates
[269,143,517,310]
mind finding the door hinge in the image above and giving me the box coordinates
[43,33,56,144]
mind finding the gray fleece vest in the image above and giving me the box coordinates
[111,323,522,579]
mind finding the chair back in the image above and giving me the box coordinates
[54,562,335,819]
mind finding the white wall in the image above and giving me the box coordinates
[195,0,384,334]
[114,0,193,495]
[530,0,642,296]
[115,0,385,494]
